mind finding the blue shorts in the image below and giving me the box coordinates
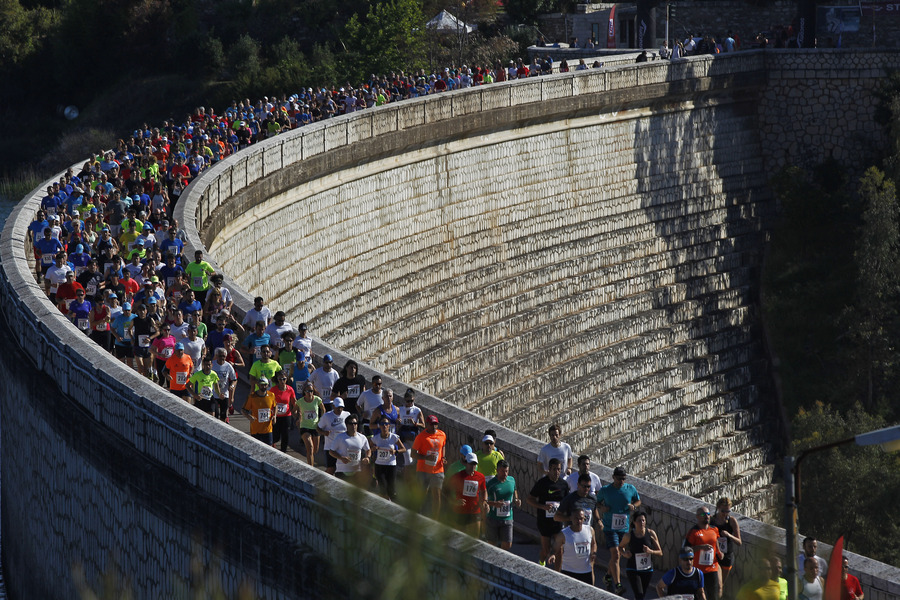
[604,530,623,548]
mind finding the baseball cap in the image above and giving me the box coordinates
[174,342,184,350]
[465,452,479,464]
[426,415,439,425]
[460,444,473,456]
[323,354,333,362]
[332,397,344,408]
[122,302,132,310]
[257,377,270,388]
[482,434,495,443]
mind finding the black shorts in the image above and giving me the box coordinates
[252,432,273,445]
[170,388,189,399]
[562,570,593,584]
[538,517,563,538]
[114,344,133,359]
[195,398,215,413]
[299,427,318,438]
[133,345,151,358]
[326,453,337,469]
[454,512,481,527]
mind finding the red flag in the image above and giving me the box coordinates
[607,5,617,48]
[824,536,844,600]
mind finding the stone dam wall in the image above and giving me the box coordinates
[2,50,899,598]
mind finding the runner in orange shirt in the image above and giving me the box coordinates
[411,415,446,517]
[242,377,277,446]
[684,505,724,600]
[165,342,194,400]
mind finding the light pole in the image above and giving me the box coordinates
[784,424,900,600]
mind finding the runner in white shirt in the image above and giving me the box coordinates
[566,455,603,495]
[538,424,574,475]
[330,416,370,482]
[317,398,350,475]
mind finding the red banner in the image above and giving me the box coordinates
[607,5,617,48]
[824,536,844,600]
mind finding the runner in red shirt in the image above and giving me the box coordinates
[448,452,487,537]
[684,506,723,600]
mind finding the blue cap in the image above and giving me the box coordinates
[148,297,157,304]
[90,207,98,214]
[323,354,333,362]
[460,444,473,456]
[75,244,84,252]
[174,342,185,350]
[123,302,132,310]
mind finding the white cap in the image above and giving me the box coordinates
[332,397,344,408]
[482,434,495,443]
[465,452,479,464]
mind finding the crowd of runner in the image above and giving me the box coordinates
[24,72,865,600]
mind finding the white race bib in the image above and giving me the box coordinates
[41,255,53,265]
[636,552,652,571]
[462,479,478,497]
[304,410,316,422]
[77,318,90,330]
[545,501,559,518]
[192,276,203,288]
[377,448,392,462]
[175,371,188,385]
[276,403,288,415]
[402,417,415,426]
[86,283,97,295]
[495,501,511,518]
[347,450,360,466]
[257,408,270,422]
[574,541,590,556]
[254,346,261,360]
[425,450,439,466]
[347,384,360,397]
[699,548,714,566]
[717,537,728,556]
[161,347,173,358]
[200,386,212,400]
[612,513,627,530]
[138,334,150,347]
[123,328,132,341]
[96,321,109,331]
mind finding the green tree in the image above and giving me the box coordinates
[791,402,900,566]
[344,0,426,81]
[843,168,900,414]
[503,0,551,25]
[0,0,56,71]
[228,33,261,77]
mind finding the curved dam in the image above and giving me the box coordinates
[206,53,778,517]
[3,49,900,599]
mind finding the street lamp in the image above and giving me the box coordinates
[784,424,900,600]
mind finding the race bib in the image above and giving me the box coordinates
[496,501,511,518]
[276,403,288,415]
[123,328,132,341]
[347,450,360,466]
[138,334,150,347]
[161,347,173,358]
[545,501,559,518]
[253,347,261,360]
[166,277,176,288]
[348,384,360,397]
[377,448,392,462]
[200,386,212,400]
[574,541,590,556]
[86,283,97,295]
[636,552,652,571]
[77,318,90,330]
[192,276,203,288]
[717,537,728,556]
[175,371,188,385]
[403,417,415,426]
[167,246,176,255]
[41,255,53,265]
[304,410,316,422]
[699,548,714,566]
[95,321,109,331]
[425,450,439,466]
[257,408,270,422]
[612,513,627,530]
[462,479,478,497]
